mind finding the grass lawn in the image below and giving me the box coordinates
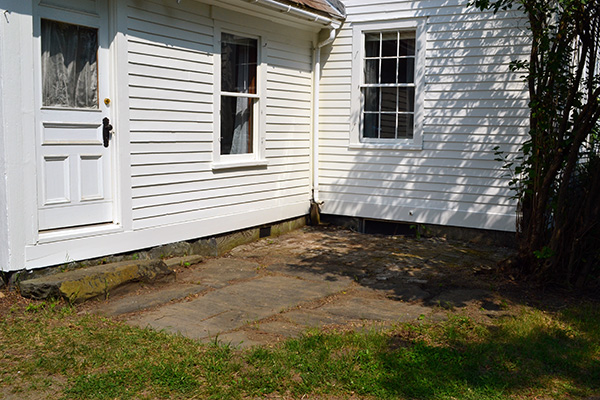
[1,292,599,399]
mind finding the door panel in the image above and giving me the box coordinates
[35,0,114,231]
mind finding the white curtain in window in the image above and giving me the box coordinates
[41,20,98,109]
[229,44,252,154]
[230,97,250,154]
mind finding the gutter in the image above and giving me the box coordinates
[246,0,335,25]
[312,22,340,205]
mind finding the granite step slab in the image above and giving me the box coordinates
[19,259,174,303]
[95,283,208,317]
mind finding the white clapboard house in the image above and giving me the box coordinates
[0,0,528,272]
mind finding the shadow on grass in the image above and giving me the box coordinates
[381,321,599,398]
[3,301,598,400]
[275,309,600,399]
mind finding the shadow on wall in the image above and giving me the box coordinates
[317,2,529,233]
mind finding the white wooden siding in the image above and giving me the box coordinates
[126,0,313,230]
[318,0,530,231]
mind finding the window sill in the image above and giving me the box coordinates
[348,142,423,151]
[211,159,269,171]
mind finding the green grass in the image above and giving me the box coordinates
[1,300,599,399]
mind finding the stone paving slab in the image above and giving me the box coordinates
[317,296,432,323]
[96,284,207,317]
[128,275,352,340]
[210,321,308,349]
[355,281,431,302]
[179,258,260,288]
[266,263,355,288]
[77,226,514,348]
[254,320,307,338]
[284,309,352,328]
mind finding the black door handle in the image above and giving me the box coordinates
[102,117,113,148]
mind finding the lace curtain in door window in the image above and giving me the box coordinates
[41,19,99,109]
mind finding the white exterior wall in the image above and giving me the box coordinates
[2,0,317,272]
[318,0,529,231]
[0,1,36,272]
[0,6,7,272]
[125,0,314,230]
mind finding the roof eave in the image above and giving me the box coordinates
[240,0,345,26]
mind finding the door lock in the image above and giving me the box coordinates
[102,117,113,148]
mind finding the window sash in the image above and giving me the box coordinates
[361,30,416,140]
[221,91,260,99]
[219,32,258,156]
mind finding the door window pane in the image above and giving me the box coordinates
[41,19,98,109]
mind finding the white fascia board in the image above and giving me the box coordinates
[197,0,337,30]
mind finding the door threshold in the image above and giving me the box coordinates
[38,223,122,244]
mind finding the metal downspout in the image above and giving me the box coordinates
[312,25,338,205]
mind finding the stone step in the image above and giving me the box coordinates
[18,259,186,303]
[95,283,208,317]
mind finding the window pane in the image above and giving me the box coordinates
[363,87,379,112]
[363,113,379,138]
[381,58,396,83]
[380,114,396,139]
[399,32,416,56]
[398,58,415,83]
[41,19,98,108]
[365,33,379,57]
[398,114,414,139]
[398,87,415,111]
[221,33,257,94]
[365,59,379,84]
[381,32,397,57]
[381,87,396,112]
[221,95,253,154]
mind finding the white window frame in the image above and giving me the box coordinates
[212,25,268,170]
[349,19,426,150]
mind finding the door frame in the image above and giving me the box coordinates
[31,0,128,243]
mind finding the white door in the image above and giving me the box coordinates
[34,0,114,231]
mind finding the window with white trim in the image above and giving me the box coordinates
[220,33,257,155]
[350,20,425,149]
[363,31,415,139]
[213,29,267,169]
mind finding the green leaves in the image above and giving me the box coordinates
[472,0,600,286]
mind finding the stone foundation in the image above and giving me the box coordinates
[6,215,307,289]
